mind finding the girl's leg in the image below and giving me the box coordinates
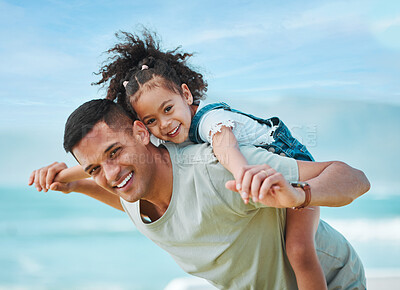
[285,206,327,290]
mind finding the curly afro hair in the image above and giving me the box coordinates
[93,29,207,117]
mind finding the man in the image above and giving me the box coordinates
[30,99,370,289]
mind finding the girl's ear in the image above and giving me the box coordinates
[133,120,150,145]
[181,84,193,105]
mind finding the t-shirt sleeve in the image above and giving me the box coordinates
[206,144,299,212]
[150,134,165,147]
[240,145,299,183]
[198,109,239,146]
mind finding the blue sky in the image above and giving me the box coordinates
[0,0,399,185]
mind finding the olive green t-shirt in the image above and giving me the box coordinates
[121,143,365,290]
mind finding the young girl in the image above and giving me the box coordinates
[59,31,326,289]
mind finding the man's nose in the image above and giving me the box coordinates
[103,162,120,183]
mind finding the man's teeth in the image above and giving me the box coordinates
[169,125,179,135]
[117,172,133,188]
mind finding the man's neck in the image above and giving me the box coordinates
[140,144,173,221]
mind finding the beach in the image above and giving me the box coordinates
[368,277,400,289]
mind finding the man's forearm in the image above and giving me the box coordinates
[298,160,370,207]
[71,179,124,211]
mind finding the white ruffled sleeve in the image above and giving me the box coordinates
[198,109,240,147]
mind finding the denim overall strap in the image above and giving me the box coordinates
[189,102,231,143]
[188,102,314,161]
[189,102,275,143]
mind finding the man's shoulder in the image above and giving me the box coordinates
[163,142,218,165]
[239,145,299,182]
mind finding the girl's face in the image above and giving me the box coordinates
[132,84,196,144]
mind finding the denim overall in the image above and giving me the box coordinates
[189,102,314,161]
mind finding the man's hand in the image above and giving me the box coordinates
[28,162,75,194]
[226,164,304,208]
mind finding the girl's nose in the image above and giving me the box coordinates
[160,117,171,129]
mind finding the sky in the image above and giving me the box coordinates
[0,0,399,186]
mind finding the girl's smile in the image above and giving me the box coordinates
[167,124,181,137]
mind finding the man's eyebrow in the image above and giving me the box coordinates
[104,142,120,155]
[142,99,172,121]
[83,142,120,173]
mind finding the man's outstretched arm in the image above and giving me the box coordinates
[296,160,370,207]
[29,162,124,211]
[226,160,370,208]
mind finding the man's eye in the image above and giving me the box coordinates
[110,148,120,159]
[164,106,172,113]
[89,166,99,175]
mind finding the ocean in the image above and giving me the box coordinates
[1,185,399,289]
[0,186,189,290]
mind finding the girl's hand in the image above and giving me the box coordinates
[226,164,304,208]
[28,162,72,193]
[234,164,274,203]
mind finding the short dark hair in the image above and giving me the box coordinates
[63,99,135,153]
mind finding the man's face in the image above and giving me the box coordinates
[72,121,155,202]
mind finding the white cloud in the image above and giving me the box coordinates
[229,80,360,93]
[372,15,400,32]
[370,15,400,49]
[182,25,265,46]
[283,1,364,29]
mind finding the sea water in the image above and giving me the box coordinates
[1,185,399,289]
[0,186,189,289]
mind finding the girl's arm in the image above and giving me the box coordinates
[212,126,265,203]
[28,162,89,192]
[212,126,248,177]
[53,179,124,211]
[29,162,123,211]
[54,165,90,183]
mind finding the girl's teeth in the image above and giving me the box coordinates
[117,172,133,188]
[169,125,179,135]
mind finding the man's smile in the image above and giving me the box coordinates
[115,171,134,189]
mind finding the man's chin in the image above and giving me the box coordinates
[119,192,139,203]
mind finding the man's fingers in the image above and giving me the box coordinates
[234,167,246,191]
[241,166,273,202]
[34,170,42,191]
[250,172,266,202]
[49,182,68,193]
[28,171,35,186]
[46,163,66,189]
[259,172,286,205]
[225,180,251,204]
[39,168,49,192]
[240,170,253,201]
[225,180,238,192]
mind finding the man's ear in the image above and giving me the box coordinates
[181,84,193,105]
[133,120,150,145]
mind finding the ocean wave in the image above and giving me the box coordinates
[2,216,400,242]
[324,218,400,242]
[0,217,137,237]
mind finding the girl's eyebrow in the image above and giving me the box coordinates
[142,99,172,121]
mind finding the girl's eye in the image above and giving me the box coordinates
[146,118,156,125]
[164,105,172,113]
